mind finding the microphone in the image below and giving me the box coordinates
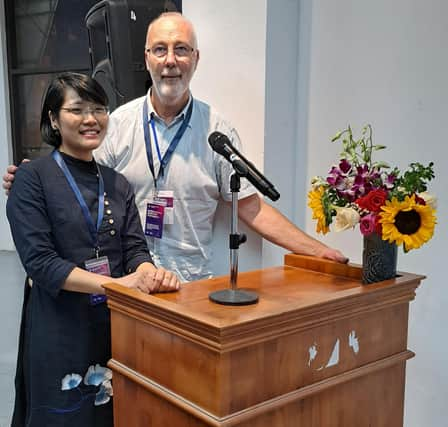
[208,131,280,201]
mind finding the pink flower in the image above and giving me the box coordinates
[360,213,379,236]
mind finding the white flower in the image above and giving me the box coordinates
[84,364,112,386]
[61,373,82,391]
[94,380,114,406]
[333,207,360,232]
[418,191,437,210]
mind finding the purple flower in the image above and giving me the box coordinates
[326,160,359,201]
[327,167,344,189]
[353,165,371,195]
[339,159,352,173]
[356,164,370,178]
[327,160,352,186]
[349,165,384,199]
[384,172,397,189]
[338,186,357,202]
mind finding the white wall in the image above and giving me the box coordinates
[300,1,448,426]
[262,0,302,268]
[0,1,15,250]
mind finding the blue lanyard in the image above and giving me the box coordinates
[150,119,163,164]
[142,98,193,188]
[52,150,105,255]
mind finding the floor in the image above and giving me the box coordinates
[0,251,25,427]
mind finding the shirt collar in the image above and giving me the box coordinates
[146,90,193,127]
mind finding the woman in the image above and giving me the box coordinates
[7,72,180,426]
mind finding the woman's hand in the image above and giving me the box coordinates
[115,263,181,294]
[150,267,181,293]
[136,263,181,293]
[114,270,154,293]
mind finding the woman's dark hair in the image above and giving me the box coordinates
[40,72,109,148]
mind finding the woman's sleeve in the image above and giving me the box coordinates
[6,165,76,297]
[120,180,153,273]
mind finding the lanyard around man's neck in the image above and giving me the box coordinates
[142,98,193,188]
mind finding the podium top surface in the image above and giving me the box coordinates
[104,255,424,349]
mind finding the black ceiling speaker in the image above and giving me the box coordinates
[85,0,182,112]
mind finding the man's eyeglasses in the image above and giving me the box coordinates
[146,44,195,59]
[60,106,109,118]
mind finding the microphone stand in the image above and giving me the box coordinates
[209,171,259,306]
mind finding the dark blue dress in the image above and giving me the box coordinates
[7,152,152,427]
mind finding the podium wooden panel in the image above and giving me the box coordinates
[103,255,424,427]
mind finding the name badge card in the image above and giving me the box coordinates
[145,203,165,238]
[153,190,174,225]
[85,256,111,305]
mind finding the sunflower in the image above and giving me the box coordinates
[379,194,436,251]
[308,186,330,234]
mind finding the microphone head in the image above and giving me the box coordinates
[208,131,280,201]
[208,131,228,155]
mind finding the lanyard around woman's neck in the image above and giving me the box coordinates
[52,150,105,256]
[142,98,193,189]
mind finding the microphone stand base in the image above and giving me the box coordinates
[209,289,259,306]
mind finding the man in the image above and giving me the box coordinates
[4,12,347,282]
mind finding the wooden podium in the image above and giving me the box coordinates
[103,255,424,427]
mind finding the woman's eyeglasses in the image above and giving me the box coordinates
[60,106,109,118]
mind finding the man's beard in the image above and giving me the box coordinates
[154,77,188,101]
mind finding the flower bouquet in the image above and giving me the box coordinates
[308,124,436,283]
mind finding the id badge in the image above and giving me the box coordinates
[85,256,111,305]
[145,202,165,238]
[153,190,174,225]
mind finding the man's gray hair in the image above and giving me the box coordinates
[146,12,198,49]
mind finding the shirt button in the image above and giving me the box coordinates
[105,200,110,206]
[106,209,112,215]
[110,230,116,236]
[109,219,114,224]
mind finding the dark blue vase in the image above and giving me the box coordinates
[362,232,398,284]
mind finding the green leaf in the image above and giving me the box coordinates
[331,131,343,142]
[374,161,390,169]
